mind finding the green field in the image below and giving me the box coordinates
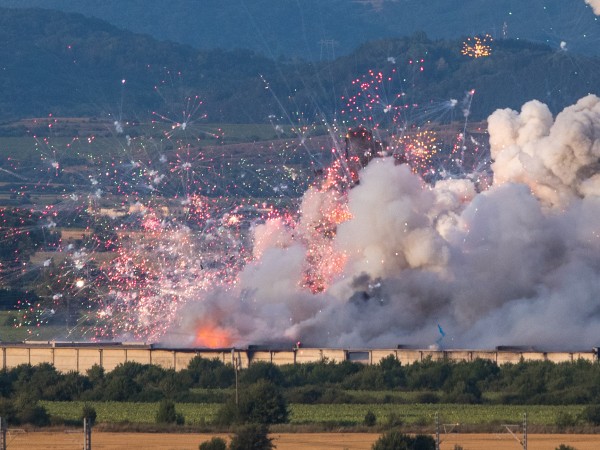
[40,401,586,427]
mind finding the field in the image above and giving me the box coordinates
[41,401,587,427]
[4,432,600,450]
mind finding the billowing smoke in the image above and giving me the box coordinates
[173,95,600,351]
[585,0,600,15]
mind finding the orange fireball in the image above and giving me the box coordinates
[193,323,233,348]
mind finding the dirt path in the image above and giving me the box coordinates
[4,431,600,449]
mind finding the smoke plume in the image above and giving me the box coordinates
[585,0,600,15]
[174,95,600,350]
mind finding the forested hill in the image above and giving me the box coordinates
[0,8,598,124]
[0,0,599,59]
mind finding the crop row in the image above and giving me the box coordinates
[41,402,586,426]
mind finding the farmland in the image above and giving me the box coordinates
[40,401,588,428]
[4,432,600,450]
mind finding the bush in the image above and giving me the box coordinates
[155,399,184,425]
[555,445,577,450]
[372,430,435,450]
[242,381,288,424]
[415,392,440,404]
[18,404,50,427]
[285,386,324,404]
[555,411,576,430]
[0,398,17,424]
[80,404,97,426]
[215,380,288,426]
[229,424,274,450]
[385,413,403,428]
[582,404,600,425]
[364,410,377,426]
[199,437,227,450]
[214,401,240,426]
[240,362,284,386]
[187,356,234,388]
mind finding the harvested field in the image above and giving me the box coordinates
[3,431,600,449]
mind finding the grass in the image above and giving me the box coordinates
[40,401,588,427]
[0,123,328,160]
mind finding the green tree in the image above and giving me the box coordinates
[582,404,600,425]
[372,431,435,450]
[240,362,284,386]
[80,404,97,426]
[186,356,235,388]
[199,437,227,450]
[0,398,17,424]
[238,380,288,424]
[364,410,377,427]
[379,355,406,388]
[228,424,274,450]
[215,380,288,426]
[155,399,184,425]
[15,398,50,427]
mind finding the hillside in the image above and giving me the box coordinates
[0,0,598,59]
[0,8,598,124]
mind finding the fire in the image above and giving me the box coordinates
[193,323,233,348]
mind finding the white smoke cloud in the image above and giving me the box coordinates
[585,0,600,15]
[173,95,600,351]
[489,95,600,207]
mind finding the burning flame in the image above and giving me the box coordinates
[193,323,234,348]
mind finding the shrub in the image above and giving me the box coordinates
[285,386,324,404]
[412,435,437,450]
[215,380,288,426]
[229,424,274,450]
[415,392,440,404]
[214,401,240,426]
[364,410,377,427]
[240,362,284,386]
[80,404,97,426]
[156,399,184,425]
[319,387,353,404]
[555,445,577,450]
[385,412,403,428]
[199,437,227,450]
[372,430,435,450]
[102,375,140,401]
[582,404,600,425]
[555,411,576,429]
[187,356,234,388]
[18,404,50,427]
[239,380,288,424]
[0,398,17,424]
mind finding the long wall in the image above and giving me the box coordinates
[0,342,597,374]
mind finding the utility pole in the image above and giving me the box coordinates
[232,349,239,405]
[83,417,92,450]
[319,39,337,61]
[0,417,6,450]
[435,412,440,450]
[523,412,527,450]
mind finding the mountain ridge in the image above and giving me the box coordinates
[0,7,598,125]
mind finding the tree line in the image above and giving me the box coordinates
[1,355,600,405]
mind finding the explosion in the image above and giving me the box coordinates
[461,34,493,58]
[173,95,600,351]
[5,71,600,351]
